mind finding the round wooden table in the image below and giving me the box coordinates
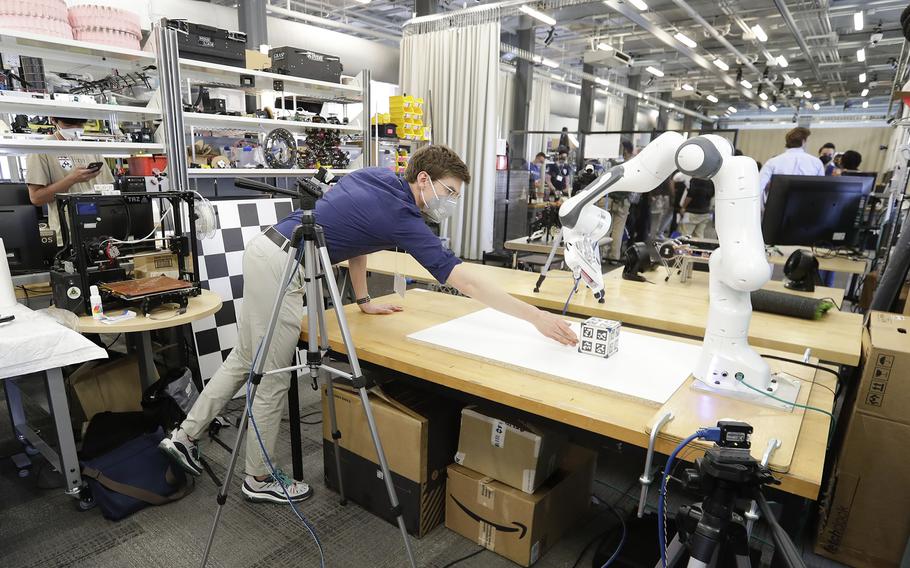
[77,289,222,387]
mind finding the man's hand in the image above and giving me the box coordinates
[359,302,404,315]
[533,310,578,346]
[67,167,103,184]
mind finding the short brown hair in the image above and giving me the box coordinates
[404,145,471,184]
[785,127,811,149]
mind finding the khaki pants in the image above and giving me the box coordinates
[182,233,305,477]
[649,195,671,241]
[680,212,712,239]
[607,198,631,261]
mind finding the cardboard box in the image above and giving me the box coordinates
[454,407,567,494]
[815,411,910,567]
[855,311,910,425]
[321,381,462,537]
[132,252,179,280]
[445,445,596,566]
[68,354,146,420]
[245,49,271,70]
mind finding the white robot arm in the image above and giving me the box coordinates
[559,133,797,408]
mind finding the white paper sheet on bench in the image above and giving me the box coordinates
[408,308,700,405]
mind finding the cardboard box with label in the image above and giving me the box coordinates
[445,445,596,566]
[815,311,910,567]
[454,407,567,494]
[321,380,462,538]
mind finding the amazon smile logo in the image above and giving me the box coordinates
[451,495,527,539]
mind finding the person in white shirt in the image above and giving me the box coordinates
[758,127,825,205]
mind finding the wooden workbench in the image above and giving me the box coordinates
[503,235,612,268]
[344,250,863,366]
[301,291,834,499]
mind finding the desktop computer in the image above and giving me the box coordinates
[0,182,47,274]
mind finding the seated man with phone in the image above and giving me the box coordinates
[26,117,115,245]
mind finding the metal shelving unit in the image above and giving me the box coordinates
[183,112,361,133]
[187,167,354,178]
[0,28,155,64]
[0,138,163,156]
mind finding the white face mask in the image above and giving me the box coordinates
[421,177,459,224]
[57,127,83,141]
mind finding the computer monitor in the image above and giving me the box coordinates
[0,182,46,273]
[762,174,874,246]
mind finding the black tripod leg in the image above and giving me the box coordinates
[288,364,303,482]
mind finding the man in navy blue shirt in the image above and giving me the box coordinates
[160,146,578,503]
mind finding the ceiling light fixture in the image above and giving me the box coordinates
[812,103,820,110]
[857,48,866,62]
[862,100,869,108]
[804,91,812,99]
[597,42,613,52]
[713,58,730,71]
[519,5,556,26]
[740,79,753,89]
[626,0,649,11]
[777,55,789,68]
[792,77,803,87]
[859,72,867,83]
[854,11,864,31]
[681,83,694,91]
[769,104,778,112]
[751,24,768,42]
[542,58,560,68]
[674,32,697,48]
[861,88,869,97]
[645,66,665,77]
[728,106,737,113]
[595,77,610,86]
[759,92,768,101]
[706,94,719,103]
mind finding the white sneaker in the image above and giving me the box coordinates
[242,469,314,504]
[158,428,202,476]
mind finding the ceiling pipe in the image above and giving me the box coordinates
[604,0,754,100]
[265,4,402,43]
[771,0,827,94]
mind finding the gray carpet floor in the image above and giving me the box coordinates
[0,374,847,568]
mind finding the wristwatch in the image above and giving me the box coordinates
[356,295,372,306]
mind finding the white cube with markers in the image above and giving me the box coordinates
[578,317,621,358]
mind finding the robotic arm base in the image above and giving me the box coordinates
[693,349,802,411]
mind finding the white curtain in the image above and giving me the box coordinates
[400,8,500,260]
[498,68,551,162]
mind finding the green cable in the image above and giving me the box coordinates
[736,377,835,420]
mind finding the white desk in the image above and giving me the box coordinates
[1,303,106,497]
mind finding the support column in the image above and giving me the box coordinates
[238,0,267,49]
[416,0,439,16]
[682,101,696,131]
[577,62,595,170]
[656,92,671,131]
[510,16,535,166]
[621,73,641,132]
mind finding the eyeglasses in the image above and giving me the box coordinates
[434,179,462,200]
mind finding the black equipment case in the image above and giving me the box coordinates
[269,46,343,83]
[165,20,247,66]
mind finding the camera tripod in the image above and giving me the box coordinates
[200,176,416,568]
[661,446,804,568]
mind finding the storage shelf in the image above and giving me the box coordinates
[0,138,163,155]
[183,112,361,133]
[0,95,160,121]
[179,59,362,102]
[187,168,354,178]
[0,28,155,64]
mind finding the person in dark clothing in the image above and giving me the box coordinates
[837,150,863,174]
[546,150,572,200]
[680,177,715,238]
[572,162,598,197]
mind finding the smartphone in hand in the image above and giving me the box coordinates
[86,162,104,172]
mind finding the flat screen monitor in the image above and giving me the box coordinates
[762,174,874,246]
[0,182,45,273]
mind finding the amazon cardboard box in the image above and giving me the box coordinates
[815,311,910,567]
[853,312,910,424]
[454,407,567,494]
[321,381,462,538]
[445,445,596,566]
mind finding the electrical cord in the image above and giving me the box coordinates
[760,354,839,381]
[103,206,174,246]
[300,410,322,425]
[440,547,484,567]
[573,475,644,568]
[102,333,122,350]
[735,377,834,421]
[243,243,325,567]
[563,276,581,315]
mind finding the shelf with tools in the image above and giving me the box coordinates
[0,28,155,65]
[186,168,354,178]
[0,138,163,156]
[178,58,363,103]
[0,95,161,122]
[183,112,361,133]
